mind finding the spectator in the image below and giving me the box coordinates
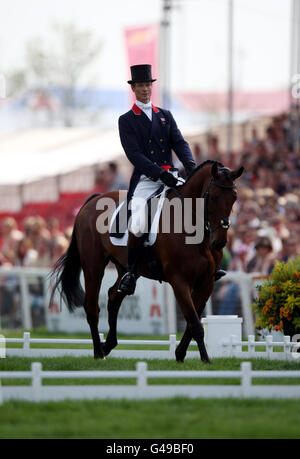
[14,237,38,267]
[246,236,276,275]
[47,217,63,239]
[30,237,52,268]
[279,237,299,262]
[0,217,23,260]
[106,161,129,192]
[51,235,69,266]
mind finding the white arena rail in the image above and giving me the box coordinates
[0,267,261,336]
[4,331,300,360]
[1,361,300,403]
[5,332,198,359]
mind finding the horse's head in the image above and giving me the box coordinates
[204,162,244,251]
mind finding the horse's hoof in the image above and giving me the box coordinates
[94,345,106,359]
[175,350,186,363]
[94,353,105,359]
[103,340,118,356]
[202,357,212,364]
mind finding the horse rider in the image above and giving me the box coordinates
[117,64,224,295]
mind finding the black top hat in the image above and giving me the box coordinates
[127,64,156,84]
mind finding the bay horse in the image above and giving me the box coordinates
[50,160,244,363]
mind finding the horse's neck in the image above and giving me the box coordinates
[180,167,210,198]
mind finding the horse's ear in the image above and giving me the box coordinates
[230,166,244,181]
[211,162,219,179]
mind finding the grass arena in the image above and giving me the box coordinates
[1,329,300,439]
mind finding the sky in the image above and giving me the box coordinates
[0,0,292,93]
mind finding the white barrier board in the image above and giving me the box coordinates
[46,268,170,335]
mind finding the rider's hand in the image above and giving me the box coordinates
[159,170,178,187]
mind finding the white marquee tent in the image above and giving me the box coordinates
[0,128,125,211]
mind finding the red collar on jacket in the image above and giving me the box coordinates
[132,103,159,115]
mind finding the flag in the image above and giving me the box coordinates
[124,24,159,106]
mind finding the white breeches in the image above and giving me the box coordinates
[128,171,185,237]
[129,175,164,237]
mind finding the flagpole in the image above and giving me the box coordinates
[160,0,172,109]
[227,0,234,157]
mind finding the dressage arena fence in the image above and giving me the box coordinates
[1,361,300,403]
[2,326,300,402]
[3,331,300,360]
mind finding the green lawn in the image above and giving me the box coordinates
[1,329,300,439]
[1,397,299,439]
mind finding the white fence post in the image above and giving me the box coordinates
[266,335,273,359]
[0,334,5,359]
[248,335,255,357]
[165,283,177,334]
[205,297,212,316]
[239,276,255,336]
[284,335,291,361]
[136,362,147,397]
[241,361,252,398]
[31,362,42,402]
[169,334,177,359]
[19,271,32,329]
[23,332,31,357]
[230,334,238,357]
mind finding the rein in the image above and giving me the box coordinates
[170,173,236,236]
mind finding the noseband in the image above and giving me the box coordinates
[203,174,236,234]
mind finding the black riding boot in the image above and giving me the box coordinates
[118,242,141,295]
[215,269,227,281]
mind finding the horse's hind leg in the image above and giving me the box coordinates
[83,265,106,359]
[103,265,126,356]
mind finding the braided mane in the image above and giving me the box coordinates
[186,159,224,182]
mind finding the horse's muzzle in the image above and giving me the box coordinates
[211,239,227,251]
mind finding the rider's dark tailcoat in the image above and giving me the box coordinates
[118,103,195,200]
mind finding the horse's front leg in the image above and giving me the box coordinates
[170,276,211,364]
[175,278,214,363]
[175,327,192,363]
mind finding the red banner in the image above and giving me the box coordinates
[124,24,159,106]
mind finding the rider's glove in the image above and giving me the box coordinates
[159,170,178,187]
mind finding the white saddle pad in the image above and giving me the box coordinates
[109,188,167,247]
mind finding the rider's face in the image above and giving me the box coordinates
[131,82,152,103]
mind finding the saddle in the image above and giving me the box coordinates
[109,170,185,282]
[109,184,166,246]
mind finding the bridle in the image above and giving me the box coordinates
[169,166,236,236]
[203,176,236,234]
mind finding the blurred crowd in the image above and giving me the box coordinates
[0,161,128,269]
[184,111,300,276]
[0,215,72,269]
[0,112,299,274]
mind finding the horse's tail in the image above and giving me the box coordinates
[49,224,85,312]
